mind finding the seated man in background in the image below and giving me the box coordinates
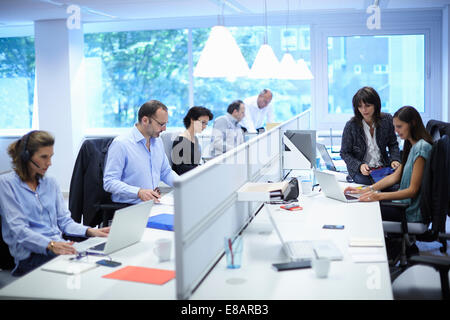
[211,100,246,156]
[240,89,274,133]
[103,100,176,204]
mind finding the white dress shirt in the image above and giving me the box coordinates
[362,120,383,168]
[240,95,274,133]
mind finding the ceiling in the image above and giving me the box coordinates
[1,0,450,26]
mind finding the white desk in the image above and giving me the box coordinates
[190,193,393,300]
[0,194,176,300]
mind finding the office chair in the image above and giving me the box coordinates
[0,218,15,271]
[160,131,181,167]
[69,137,128,228]
[381,134,450,268]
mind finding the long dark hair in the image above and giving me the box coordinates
[352,86,382,126]
[393,106,433,165]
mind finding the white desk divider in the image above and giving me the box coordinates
[174,109,311,300]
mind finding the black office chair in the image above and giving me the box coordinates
[0,218,15,271]
[381,134,450,299]
[69,138,129,228]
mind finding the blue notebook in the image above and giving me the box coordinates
[370,167,394,183]
[147,214,174,231]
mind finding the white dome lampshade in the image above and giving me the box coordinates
[279,52,303,80]
[193,26,250,78]
[297,58,314,80]
[248,44,280,79]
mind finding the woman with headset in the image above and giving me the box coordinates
[0,130,110,276]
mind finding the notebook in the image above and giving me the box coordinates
[370,167,394,183]
[266,207,343,261]
[314,170,360,203]
[74,201,153,254]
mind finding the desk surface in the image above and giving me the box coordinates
[0,195,176,300]
[190,193,393,300]
[0,191,393,300]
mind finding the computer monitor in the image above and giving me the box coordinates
[284,130,316,168]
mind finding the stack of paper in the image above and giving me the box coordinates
[41,259,98,275]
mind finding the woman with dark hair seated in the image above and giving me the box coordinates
[340,86,401,185]
[0,131,110,276]
[345,106,433,223]
[171,106,213,175]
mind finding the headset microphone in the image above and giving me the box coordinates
[30,159,41,169]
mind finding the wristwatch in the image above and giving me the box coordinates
[47,240,55,253]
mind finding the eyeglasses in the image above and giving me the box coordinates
[151,117,168,128]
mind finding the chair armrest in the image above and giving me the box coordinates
[379,200,409,208]
[438,233,450,240]
[409,255,450,272]
[380,201,409,234]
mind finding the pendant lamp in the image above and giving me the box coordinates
[193,25,249,78]
[248,0,280,79]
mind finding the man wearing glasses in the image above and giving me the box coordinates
[240,89,274,134]
[103,100,176,204]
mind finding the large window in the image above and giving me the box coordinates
[84,25,311,130]
[0,36,35,130]
[193,26,312,123]
[84,29,189,128]
[328,35,425,115]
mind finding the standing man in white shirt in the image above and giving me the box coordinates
[240,89,274,133]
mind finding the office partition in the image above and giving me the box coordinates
[173,109,311,299]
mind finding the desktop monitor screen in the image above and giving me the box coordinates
[284,130,316,168]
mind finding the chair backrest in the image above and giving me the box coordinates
[0,217,15,270]
[69,137,115,227]
[420,134,450,233]
[160,131,181,167]
[426,120,450,141]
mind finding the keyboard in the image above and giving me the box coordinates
[286,241,315,260]
[88,242,106,251]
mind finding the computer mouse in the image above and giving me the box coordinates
[346,175,354,183]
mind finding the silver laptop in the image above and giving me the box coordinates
[74,201,153,255]
[314,170,360,203]
[316,143,347,173]
[266,208,343,261]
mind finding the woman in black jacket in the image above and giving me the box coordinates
[171,106,213,175]
[340,87,401,185]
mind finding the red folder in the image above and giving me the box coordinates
[102,266,175,285]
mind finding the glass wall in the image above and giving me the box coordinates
[0,36,35,129]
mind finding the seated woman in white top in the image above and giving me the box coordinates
[0,131,109,276]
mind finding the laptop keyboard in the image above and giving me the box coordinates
[89,242,106,251]
[287,241,315,260]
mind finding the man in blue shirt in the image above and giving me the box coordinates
[103,100,177,204]
[211,100,246,156]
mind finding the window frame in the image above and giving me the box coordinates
[311,9,442,131]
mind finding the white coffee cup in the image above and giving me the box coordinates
[301,179,313,195]
[312,257,330,278]
[153,238,172,262]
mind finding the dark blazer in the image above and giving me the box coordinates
[69,138,114,227]
[340,113,401,178]
[171,136,201,175]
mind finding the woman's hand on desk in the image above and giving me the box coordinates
[344,186,367,195]
[86,227,110,238]
[358,190,381,202]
